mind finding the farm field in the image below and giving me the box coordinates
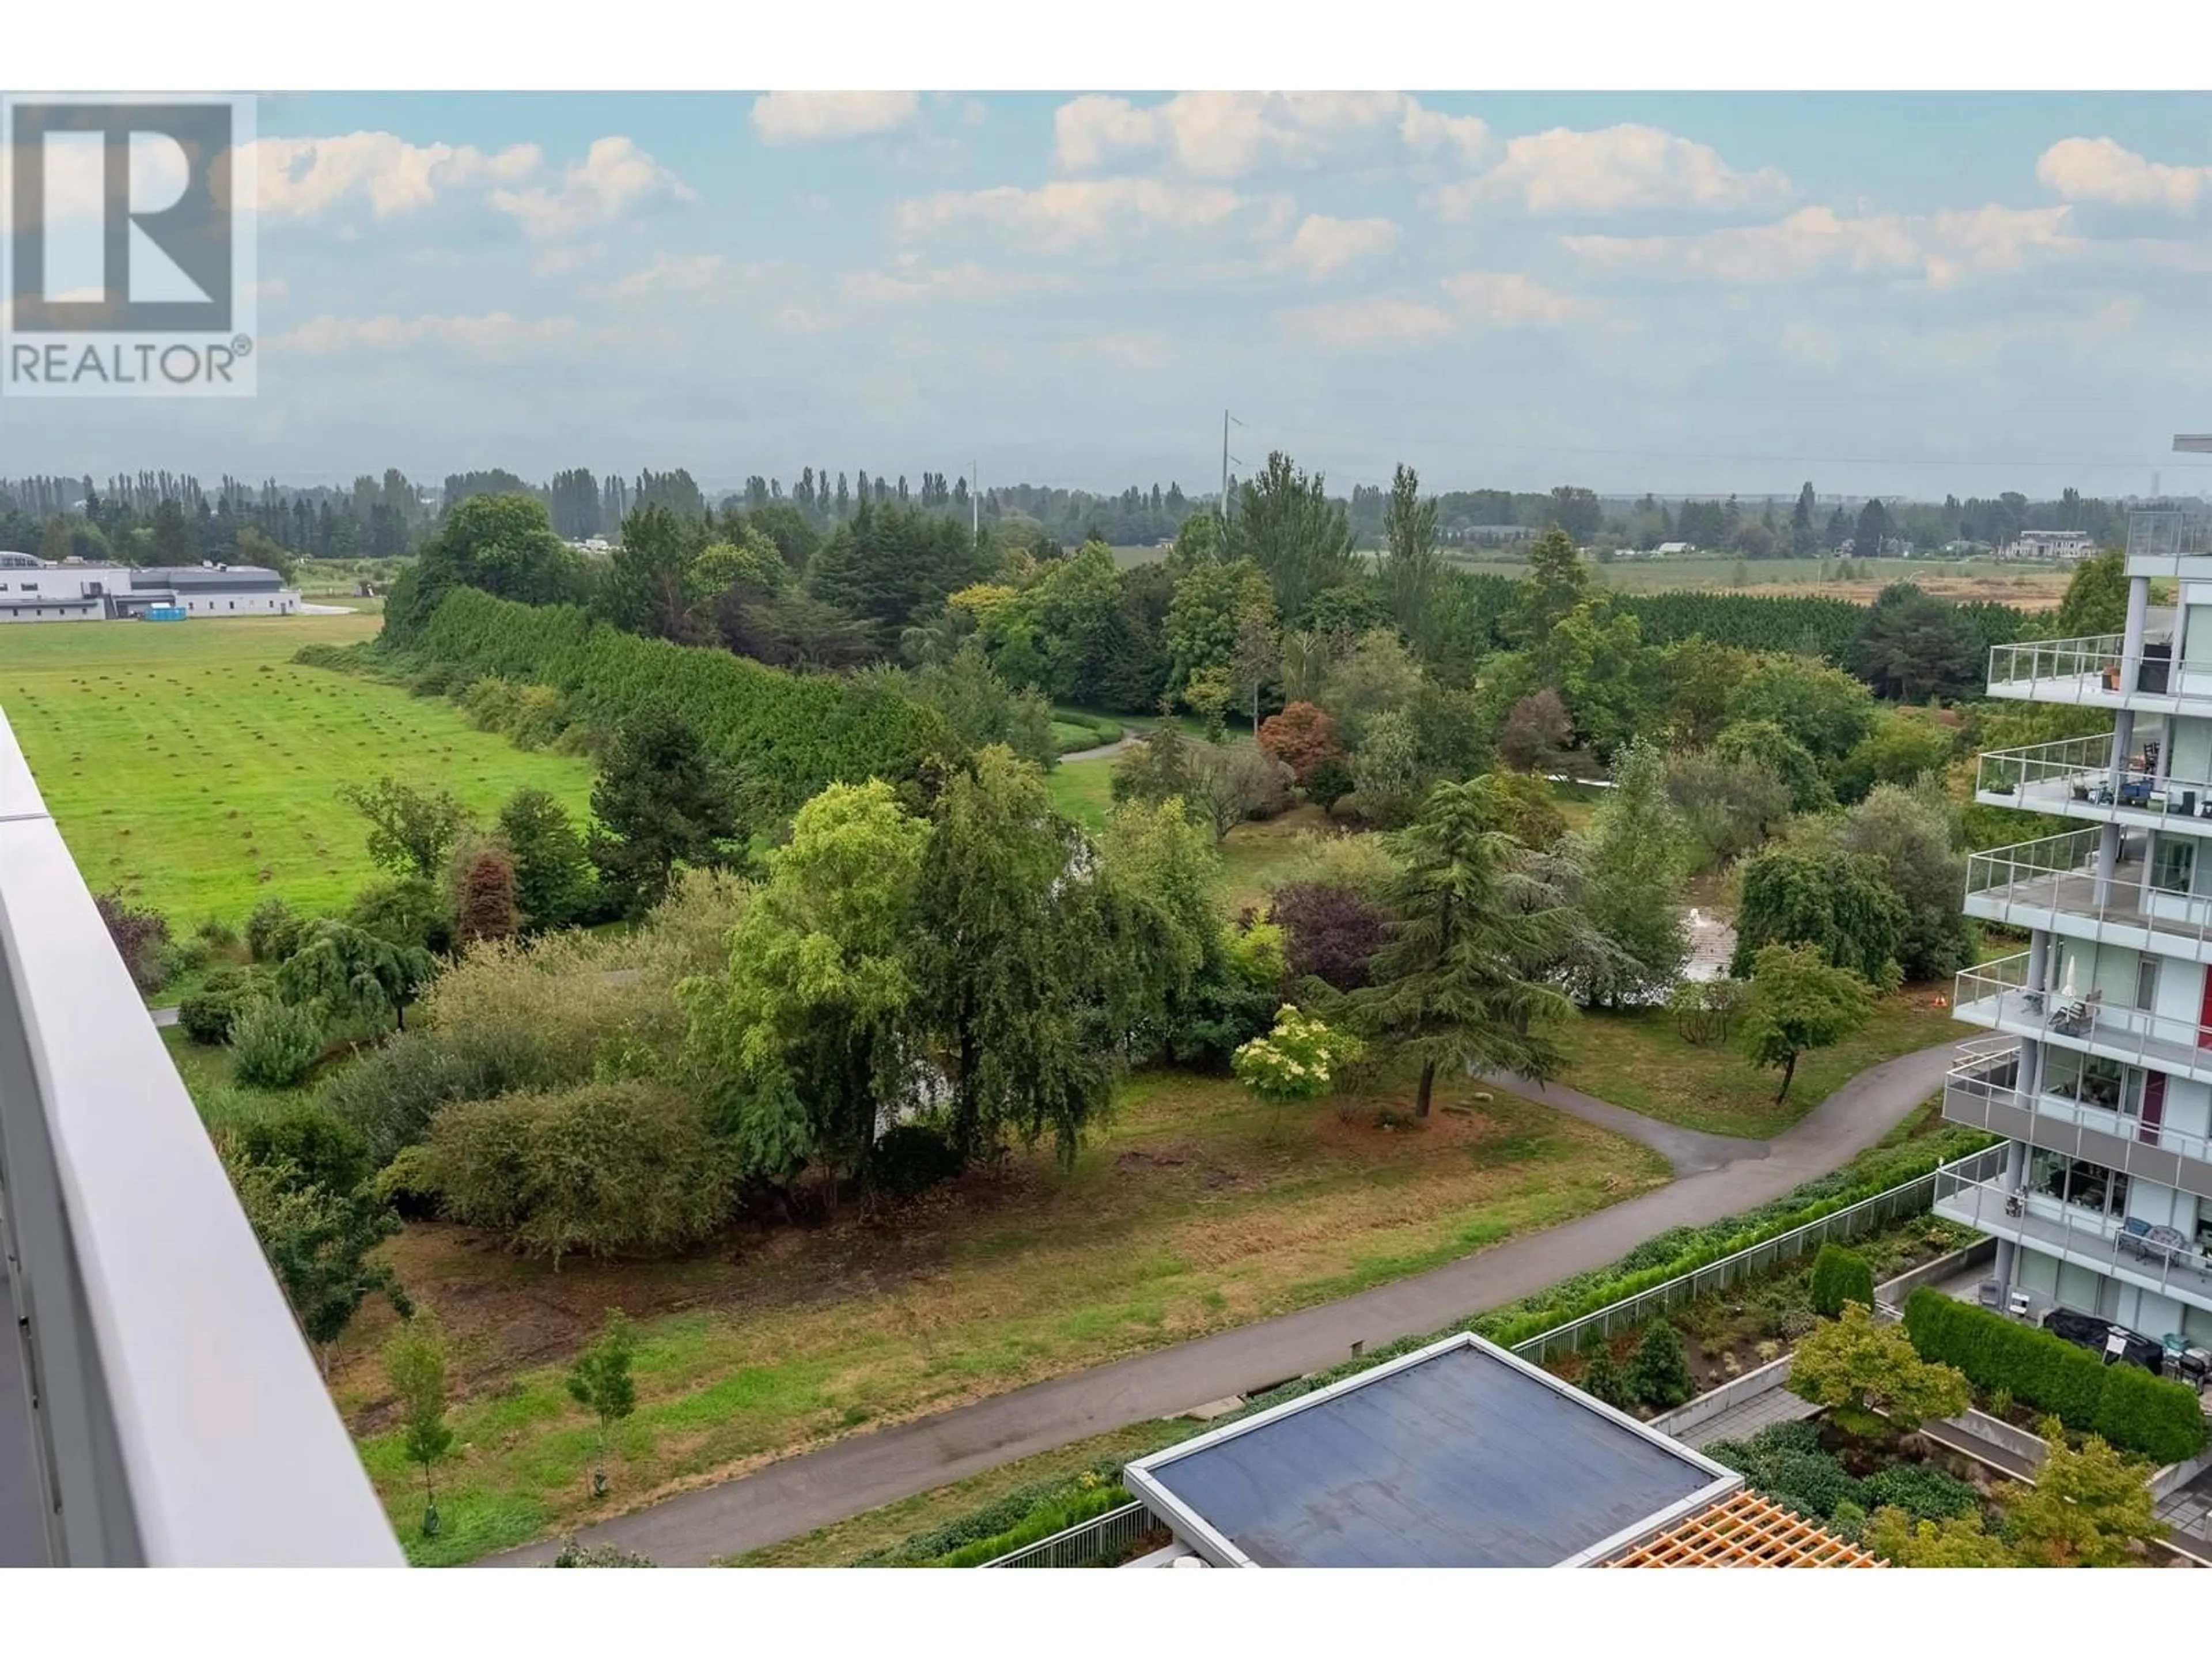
[0,613,596,926]
[1445,551,2074,609]
[325,1066,1666,1563]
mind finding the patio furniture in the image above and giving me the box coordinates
[2050,993,2100,1037]
[2120,778,2155,806]
[2118,1219,2190,1263]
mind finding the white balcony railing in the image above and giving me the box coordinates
[1974,731,2212,827]
[1964,827,2212,953]
[1953,952,2212,1086]
[1942,1041,2212,1196]
[1986,632,2175,701]
[1933,1169,2212,1312]
[0,707,402,1565]
[2126,510,2212,574]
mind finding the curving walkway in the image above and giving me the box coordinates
[482,1032,1967,1567]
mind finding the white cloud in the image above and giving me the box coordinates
[1427,124,1793,219]
[891,176,1294,257]
[1053,92,1487,179]
[1274,270,1586,353]
[2037,136,2211,213]
[1563,203,2079,289]
[271,311,579,359]
[253,277,289,305]
[489,136,690,244]
[1285,214,1400,280]
[751,92,921,146]
[1779,321,1841,370]
[252,132,541,221]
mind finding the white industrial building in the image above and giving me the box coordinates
[1946,504,2212,1358]
[0,554,301,623]
[1999,529,2099,562]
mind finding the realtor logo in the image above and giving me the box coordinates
[2,93,257,397]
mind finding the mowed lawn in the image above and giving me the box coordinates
[0,615,596,926]
[1554,990,1963,1140]
[330,1069,1667,1563]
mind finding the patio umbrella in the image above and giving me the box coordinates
[2059,957,2079,1000]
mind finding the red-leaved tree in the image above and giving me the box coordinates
[1256,700,1340,785]
[453,849,520,949]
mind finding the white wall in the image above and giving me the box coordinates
[0,606,101,624]
[2170,717,2212,786]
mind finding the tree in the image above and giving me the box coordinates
[1268,882,1390,991]
[1714,719,1832,814]
[1564,740,1689,1006]
[274,919,437,1032]
[588,713,745,918]
[1188,740,1293,840]
[349,876,452,955]
[1787,1301,1968,1437]
[1111,724,1196,807]
[1346,708,1426,828]
[2050,549,2127,638]
[1623,1320,1694,1411]
[1790,481,1819,558]
[1380,463,1443,652]
[1257,700,1341,785]
[1819,781,1975,982]
[912,747,1122,1166]
[1353,778,1579,1117]
[93,890,171,994]
[499,787,594,933]
[1854,495,1892,555]
[597,502,704,642]
[1847,583,1983,703]
[1808,1243,1876,1319]
[387,494,586,638]
[1725,656,1876,767]
[1732,847,1907,984]
[1662,748,1793,873]
[1497,689,1572,774]
[1836,708,1953,803]
[1738,943,1874,1103]
[340,778,474,882]
[1510,528,1589,647]
[1864,1508,2017,1568]
[566,1311,638,1499]
[1229,581,1282,732]
[222,1149,409,1366]
[1230,451,1356,621]
[453,847,520,949]
[1232,1005,1364,1130]
[382,1308,454,1536]
[683,781,929,1191]
[1163,557,1275,703]
[2001,1426,2165,1567]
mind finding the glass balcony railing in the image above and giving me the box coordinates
[1934,1167,2212,1312]
[0,709,402,1566]
[1974,731,2212,827]
[2126,510,2212,575]
[1986,632,2174,700]
[1953,952,2212,1085]
[1964,826,2212,950]
[1942,1041,2212,1199]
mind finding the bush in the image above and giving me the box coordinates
[1903,1288,2207,1465]
[862,1457,1130,1566]
[348,876,452,955]
[1809,1243,1876,1318]
[1623,1321,1694,1411]
[229,999,324,1089]
[932,1482,1132,1568]
[1707,1421,1865,1521]
[1302,754,1356,810]
[416,1080,736,1262]
[545,1538,654,1567]
[1862,1463,1979,1522]
[245,896,308,965]
[870,1124,963,1200]
[231,1098,372,1195]
[1578,1346,1631,1410]
[94,890,171,993]
[195,915,241,950]
[177,965,270,1046]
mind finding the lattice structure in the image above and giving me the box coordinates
[1604,1491,1888,1569]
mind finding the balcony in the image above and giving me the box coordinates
[1933,1166,2212,1315]
[1975,731,2212,838]
[1953,953,2212,1089]
[2126,510,2212,582]
[1964,827,2212,964]
[1942,1041,2212,1203]
[1986,631,2177,710]
[0,709,402,1565]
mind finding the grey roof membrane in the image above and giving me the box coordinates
[1136,1341,1728,1568]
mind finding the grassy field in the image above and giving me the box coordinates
[328,1066,1665,1563]
[0,614,596,926]
[1554,989,1962,1139]
[1445,551,2074,609]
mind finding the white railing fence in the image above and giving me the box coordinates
[978,1500,1164,1569]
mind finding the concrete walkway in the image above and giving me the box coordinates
[483,1034,1967,1567]
[1475,1071,1748,1174]
[1058,734,1138,765]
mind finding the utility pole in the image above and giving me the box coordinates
[1220,409,1230,529]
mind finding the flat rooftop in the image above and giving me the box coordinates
[1124,1333,1739,1569]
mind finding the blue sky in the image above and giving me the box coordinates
[9,90,2212,502]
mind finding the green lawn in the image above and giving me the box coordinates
[1555,994,1963,1139]
[0,614,596,926]
[333,1067,1666,1563]
[1044,751,1118,831]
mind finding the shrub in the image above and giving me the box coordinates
[1862,1463,1979,1523]
[415,1080,736,1262]
[348,876,452,955]
[229,999,324,1089]
[1623,1321,1694,1411]
[870,1124,963,1200]
[177,965,270,1046]
[933,1482,1132,1568]
[1578,1346,1631,1410]
[1903,1288,2207,1465]
[546,1539,654,1567]
[862,1458,1130,1566]
[245,896,308,964]
[195,915,241,949]
[1809,1243,1876,1318]
[1707,1422,1865,1520]
[1302,754,1355,810]
[94,890,171,993]
[231,1098,372,1195]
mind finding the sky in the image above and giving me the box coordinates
[8,89,2212,503]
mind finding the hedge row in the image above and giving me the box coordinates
[852,1455,1130,1566]
[1902,1288,2207,1466]
[343,588,960,815]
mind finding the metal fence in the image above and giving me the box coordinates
[978,1500,1163,1569]
[1505,1149,1993,1366]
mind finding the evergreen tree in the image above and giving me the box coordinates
[587,713,745,918]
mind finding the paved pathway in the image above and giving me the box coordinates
[1058,734,1139,765]
[483,1035,1967,1567]
[1474,1071,1746,1174]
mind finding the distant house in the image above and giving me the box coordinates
[1653,541,1692,557]
[2000,529,2097,562]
